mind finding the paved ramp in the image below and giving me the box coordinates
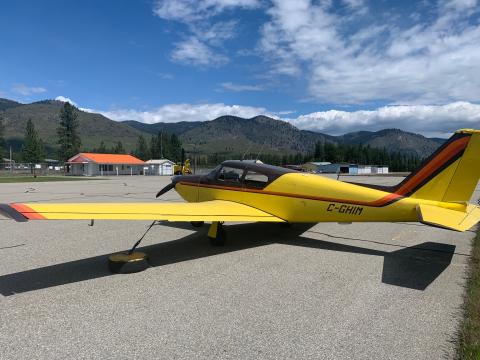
[0,176,477,359]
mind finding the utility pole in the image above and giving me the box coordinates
[160,131,163,158]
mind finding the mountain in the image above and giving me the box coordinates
[125,115,444,158]
[0,99,22,111]
[126,115,338,155]
[337,129,445,157]
[1,97,446,160]
[0,99,147,155]
[122,120,202,135]
[178,115,337,155]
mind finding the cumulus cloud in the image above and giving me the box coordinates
[12,84,47,96]
[94,103,278,124]
[259,0,480,104]
[55,96,78,106]
[290,102,480,137]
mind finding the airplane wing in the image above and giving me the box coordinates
[0,200,285,223]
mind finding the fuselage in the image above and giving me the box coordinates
[171,161,466,223]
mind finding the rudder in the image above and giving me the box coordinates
[394,129,480,203]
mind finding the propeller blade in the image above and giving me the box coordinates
[156,182,176,198]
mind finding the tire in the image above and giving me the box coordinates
[108,251,149,274]
[191,221,204,228]
[209,226,226,246]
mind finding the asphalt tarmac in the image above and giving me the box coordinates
[0,175,477,359]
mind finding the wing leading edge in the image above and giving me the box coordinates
[0,200,284,222]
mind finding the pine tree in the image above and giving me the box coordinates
[57,102,81,161]
[170,134,182,162]
[97,141,107,153]
[157,131,165,158]
[314,141,325,161]
[135,135,149,160]
[149,136,158,159]
[22,119,45,175]
[113,141,125,154]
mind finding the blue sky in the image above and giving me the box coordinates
[1,0,479,136]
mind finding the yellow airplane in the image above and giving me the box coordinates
[1,129,479,272]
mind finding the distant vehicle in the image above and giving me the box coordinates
[174,159,192,175]
[1,129,480,272]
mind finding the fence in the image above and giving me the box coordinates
[0,162,66,176]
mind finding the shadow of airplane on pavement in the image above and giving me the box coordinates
[0,222,457,296]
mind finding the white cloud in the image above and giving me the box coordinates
[168,21,237,67]
[94,103,278,124]
[154,0,259,67]
[220,82,264,92]
[55,96,78,106]
[289,102,480,137]
[153,0,260,22]
[12,84,47,96]
[195,20,237,46]
[171,37,228,66]
[259,0,480,104]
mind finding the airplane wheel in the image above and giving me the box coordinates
[191,221,204,228]
[209,226,226,246]
[108,251,149,274]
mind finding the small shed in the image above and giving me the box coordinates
[303,162,331,173]
[317,163,354,174]
[372,165,389,174]
[67,153,145,176]
[145,159,175,176]
[317,163,389,175]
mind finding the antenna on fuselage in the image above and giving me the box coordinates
[241,142,253,161]
[255,140,266,163]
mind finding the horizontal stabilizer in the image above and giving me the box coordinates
[0,200,285,223]
[417,204,480,232]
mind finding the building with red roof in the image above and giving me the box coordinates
[67,153,146,176]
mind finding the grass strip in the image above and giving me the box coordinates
[457,226,480,359]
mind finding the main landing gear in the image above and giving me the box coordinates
[107,221,226,274]
[207,221,226,246]
[191,221,227,246]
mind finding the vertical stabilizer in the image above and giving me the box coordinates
[393,129,480,203]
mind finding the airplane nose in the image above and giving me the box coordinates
[156,175,202,198]
[155,178,177,198]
